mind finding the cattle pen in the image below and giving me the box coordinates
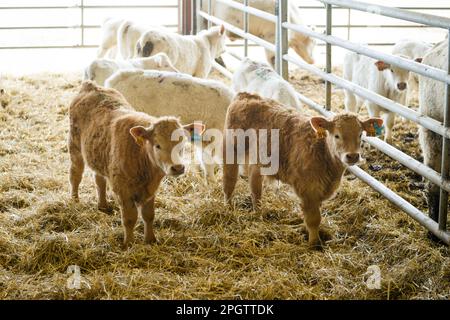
[1,0,450,300]
[191,0,450,245]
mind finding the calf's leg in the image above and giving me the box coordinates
[140,197,156,244]
[301,201,322,249]
[119,198,138,249]
[249,165,263,209]
[223,163,239,205]
[383,112,396,144]
[95,174,109,212]
[69,143,84,201]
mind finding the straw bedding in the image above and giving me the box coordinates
[0,69,448,299]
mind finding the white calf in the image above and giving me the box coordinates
[105,69,235,179]
[83,53,179,86]
[135,25,226,78]
[418,39,448,223]
[97,18,124,58]
[343,51,411,143]
[232,58,301,110]
[392,39,433,105]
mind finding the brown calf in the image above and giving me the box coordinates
[223,93,382,248]
[69,81,199,248]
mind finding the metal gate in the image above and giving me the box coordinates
[0,1,181,49]
[194,0,450,244]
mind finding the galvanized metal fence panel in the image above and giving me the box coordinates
[0,0,180,49]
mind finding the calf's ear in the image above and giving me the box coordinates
[361,118,384,137]
[130,126,152,146]
[310,116,333,138]
[375,60,390,71]
[219,25,225,36]
[415,57,423,63]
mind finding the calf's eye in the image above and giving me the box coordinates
[335,135,340,139]
[155,145,161,150]
[390,69,394,73]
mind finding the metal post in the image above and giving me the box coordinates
[347,8,351,41]
[325,3,332,110]
[244,0,249,57]
[80,0,84,46]
[276,0,288,79]
[192,0,197,34]
[208,0,212,29]
[438,30,450,231]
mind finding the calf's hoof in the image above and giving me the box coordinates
[145,236,157,245]
[98,204,114,214]
[308,240,324,251]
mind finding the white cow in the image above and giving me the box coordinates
[343,51,411,143]
[83,53,179,86]
[392,39,433,105]
[201,0,316,66]
[105,69,235,179]
[135,25,226,78]
[232,58,301,110]
[97,17,124,58]
[97,18,168,59]
[418,39,448,223]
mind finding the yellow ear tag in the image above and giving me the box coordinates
[316,127,327,139]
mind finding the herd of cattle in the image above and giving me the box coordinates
[23,1,448,249]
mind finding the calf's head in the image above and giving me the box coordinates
[130,118,204,176]
[374,56,410,92]
[290,27,316,64]
[310,114,383,166]
[204,25,226,58]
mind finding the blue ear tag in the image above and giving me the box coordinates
[374,122,384,136]
[191,132,202,142]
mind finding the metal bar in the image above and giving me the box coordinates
[0,5,179,10]
[212,60,233,79]
[192,0,197,34]
[207,0,212,29]
[80,0,84,46]
[244,0,249,57]
[0,5,447,10]
[226,51,244,61]
[198,10,276,52]
[280,0,288,79]
[283,22,450,85]
[439,31,450,231]
[0,25,178,30]
[216,0,277,23]
[0,45,98,49]
[325,3,332,110]
[284,53,450,142]
[348,166,450,245]
[318,0,450,29]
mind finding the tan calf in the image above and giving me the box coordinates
[223,93,382,248]
[69,81,200,248]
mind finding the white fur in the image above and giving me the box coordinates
[135,26,226,78]
[419,40,447,185]
[97,18,124,58]
[97,18,168,60]
[83,53,179,86]
[202,0,316,66]
[343,51,411,143]
[392,39,433,105]
[232,58,301,110]
[105,69,235,179]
